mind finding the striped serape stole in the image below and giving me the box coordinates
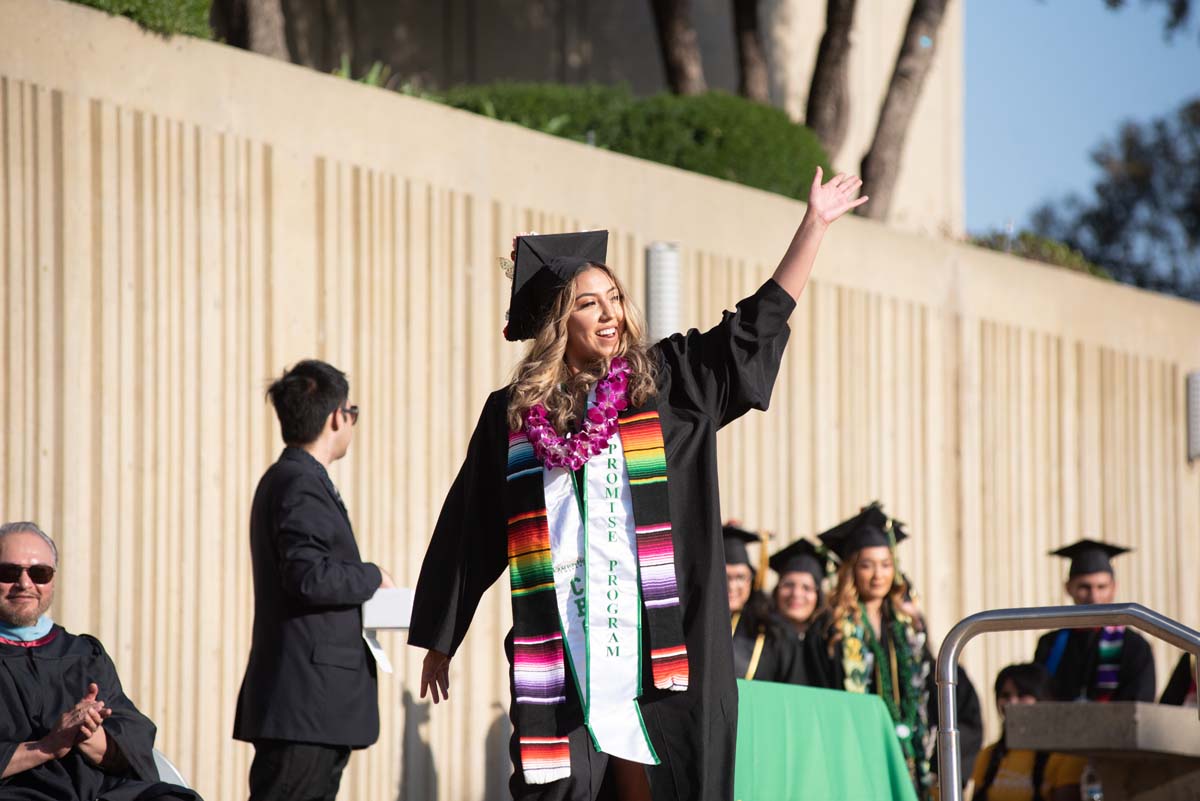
[618,409,689,691]
[1093,625,1125,702]
[504,401,690,785]
[506,431,571,784]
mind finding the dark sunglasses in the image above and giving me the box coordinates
[0,563,55,584]
[341,405,360,425]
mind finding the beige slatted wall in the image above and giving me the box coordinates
[3,2,1200,799]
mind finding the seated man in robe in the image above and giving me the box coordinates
[0,520,201,800]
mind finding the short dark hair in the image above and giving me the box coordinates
[994,662,1051,701]
[267,360,349,446]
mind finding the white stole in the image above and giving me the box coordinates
[544,430,658,764]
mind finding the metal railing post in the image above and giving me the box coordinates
[936,603,1200,801]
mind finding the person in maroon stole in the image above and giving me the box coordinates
[408,169,866,801]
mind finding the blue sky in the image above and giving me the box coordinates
[965,1,1200,234]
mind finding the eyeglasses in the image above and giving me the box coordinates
[0,563,55,584]
[341,405,360,426]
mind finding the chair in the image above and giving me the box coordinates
[152,748,190,788]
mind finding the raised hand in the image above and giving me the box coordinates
[420,648,451,704]
[806,166,868,226]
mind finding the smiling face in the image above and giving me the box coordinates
[852,545,895,603]
[564,267,625,371]
[0,531,57,628]
[775,571,820,627]
[726,564,753,613]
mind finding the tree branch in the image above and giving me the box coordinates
[858,0,950,221]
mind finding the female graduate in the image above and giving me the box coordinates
[408,168,866,801]
[804,502,936,799]
[767,538,831,643]
[723,524,805,684]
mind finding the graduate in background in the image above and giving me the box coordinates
[1159,653,1197,707]
[1032,540,1155,702]
[804,502,936,799]
[408,169,867,801]
[970,663,1086,801]
[722,524,806,684]
[767,538,831,644]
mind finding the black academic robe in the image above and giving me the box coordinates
[1159,653,1196,705]
[1033,627,1156,702]
[0,626,200,800]
[408,279,795,801]
[731,613,806,685]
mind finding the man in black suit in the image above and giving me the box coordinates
[234,360,394,801]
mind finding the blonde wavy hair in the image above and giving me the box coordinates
[824,550,915,655]
[507,263,658,433]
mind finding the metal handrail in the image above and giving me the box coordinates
[935,603,1200,801]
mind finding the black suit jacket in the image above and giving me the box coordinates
[233,447,383,748]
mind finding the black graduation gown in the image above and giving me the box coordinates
[1159,653,1196,705]
[408,279,796,801]
[730,614,806,685]
[0,626,200,800]
[1033,627,1156,702]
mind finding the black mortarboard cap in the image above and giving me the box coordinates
[722,523,761,568]
[817,501,906,561]
[505,231,609,341]
[1050,539,1131,577]
[768,539,833,583]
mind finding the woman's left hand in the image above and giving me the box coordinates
[806,166,868,226]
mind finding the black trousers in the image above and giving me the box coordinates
[248,740,351,801]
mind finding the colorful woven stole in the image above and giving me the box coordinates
[1093,626,1125,701]
[505,402,688,785]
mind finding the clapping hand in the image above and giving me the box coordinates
[806,166,868,226]
[41,683,111,759]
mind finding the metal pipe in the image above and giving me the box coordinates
[936,603,1200,801]
[645,242,681,342]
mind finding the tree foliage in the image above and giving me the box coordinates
[1104,0,1196,41]
[1032,99,1200,300]
[972,230,1112,280]
[70,0,212,37]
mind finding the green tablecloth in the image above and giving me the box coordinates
[734,679,920,801]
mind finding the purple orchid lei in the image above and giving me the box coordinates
[524,356,631,471]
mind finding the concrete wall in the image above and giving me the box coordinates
[1,1,1197,799]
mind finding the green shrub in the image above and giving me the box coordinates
[440,82,635,145]
[69,0,212,38]
[611,91,829,200]
[972,230,1112,280]
[439,83,830,201]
